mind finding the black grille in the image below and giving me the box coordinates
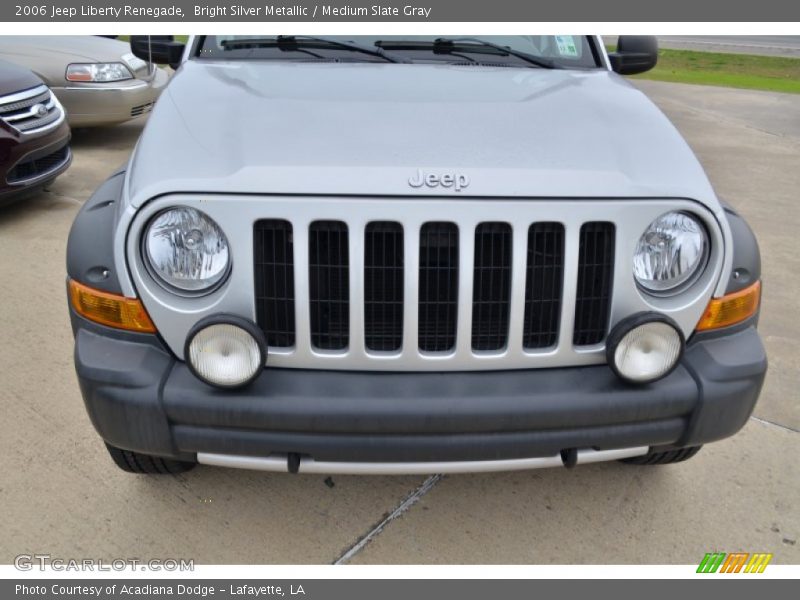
[573,222,615,346]
[309,221,349,350]
[131,102,154,117]
[7,143,69,184]
[14,109,61,132]
[251,217,619,359]
[523,223,565,349]
[253,220,295,347]
[364,222,404,351]
[472,222,512,351]
[418,222,458,352]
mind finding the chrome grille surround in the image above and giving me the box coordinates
[126,195,726,372]
[0,85,65,136]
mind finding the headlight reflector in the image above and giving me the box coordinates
[66,63,133,82]
[144,207,231,293]
[186,316,266,389]
[633,212,708,293]
[607,313,684,384]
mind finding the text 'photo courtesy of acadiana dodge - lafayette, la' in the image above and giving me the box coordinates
[44,4,434,19]
[15,584,306,597]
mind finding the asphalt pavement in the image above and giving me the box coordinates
[0,80,797,565]
[604,35,800,57]
[656,36,800,57]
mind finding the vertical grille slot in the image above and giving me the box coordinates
[309,221,349,350]
[523,223,565,349]
[472,222,512,351]
[418,222,458,352]
[573,222,615,346]
[364,221,404,351]
[253,220,295,347]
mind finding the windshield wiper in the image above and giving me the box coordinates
[221,36,407,63]
[375,37,557,69]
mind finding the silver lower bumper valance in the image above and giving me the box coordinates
[197,446,649,475]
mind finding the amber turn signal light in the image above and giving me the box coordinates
[696,281,761,332]
[69,279,156,333]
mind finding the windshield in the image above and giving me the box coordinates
[196,35,603,69]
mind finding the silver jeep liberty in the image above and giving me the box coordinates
[66,35,766,475]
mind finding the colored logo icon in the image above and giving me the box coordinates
[697,552,773,573]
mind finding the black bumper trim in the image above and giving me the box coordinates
[73,315,767,464]
[173,419,686,463]
[163,359,698,435]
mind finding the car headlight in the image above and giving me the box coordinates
[633,212,709,293]
[66,63,133,82]
[144,207,231,294]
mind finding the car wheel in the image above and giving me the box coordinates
[621,446,702,465]
[104,443,196,474]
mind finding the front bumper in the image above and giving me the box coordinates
[72,312,767,473]
[0,123,71,203]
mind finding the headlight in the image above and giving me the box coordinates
[66,63,133,82]
[144,207,231,294]
[633,212,708,293]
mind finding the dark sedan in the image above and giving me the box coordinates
[0,59,71,205]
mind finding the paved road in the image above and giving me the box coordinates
[0,81,798,566]
[605,35,800,57]
[657,35,800,57]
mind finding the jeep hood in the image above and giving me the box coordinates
[127,60,718,207]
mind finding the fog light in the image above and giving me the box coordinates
[606,313,684,384]
[185,315,267,389]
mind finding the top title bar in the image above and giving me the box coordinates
[3,0,800,22]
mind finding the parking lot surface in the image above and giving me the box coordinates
[1,80,798,565]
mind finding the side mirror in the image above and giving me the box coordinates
[130,35,185,70]
[608,36,658,75]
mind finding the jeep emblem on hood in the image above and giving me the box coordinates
[408,169,470,192]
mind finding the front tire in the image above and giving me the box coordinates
[622,446,702,465]
[104,443,196,474]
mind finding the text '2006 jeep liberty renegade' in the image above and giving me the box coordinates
[66,35,766,475]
